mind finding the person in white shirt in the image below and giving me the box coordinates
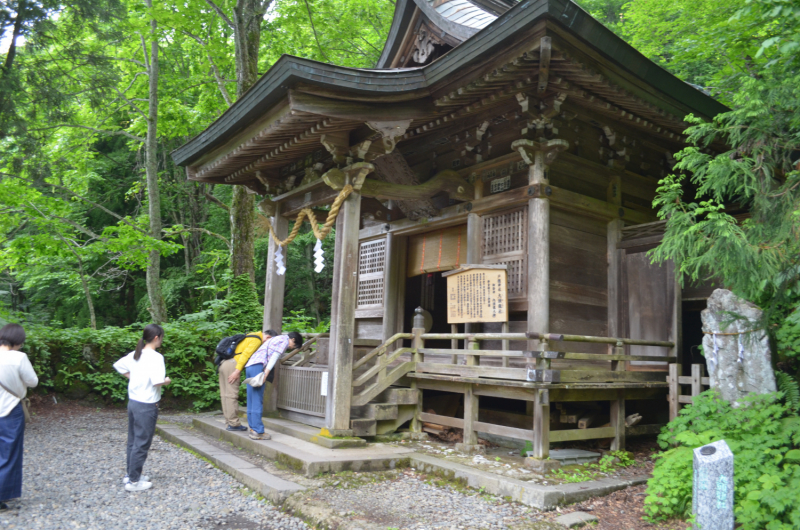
[113,324,171,492]
[0,323,38,510]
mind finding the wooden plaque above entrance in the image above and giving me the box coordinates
[443,265,509,324]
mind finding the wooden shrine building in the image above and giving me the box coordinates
[173,0,726,459]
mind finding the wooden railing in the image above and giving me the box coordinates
[281,333,328,367]
[667,363,710,420]
[351,333,414,407]
[348,321,675,452]
[415,331,676,383]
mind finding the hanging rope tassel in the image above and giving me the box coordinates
[260,184,354,276]
[262,184,354,247]
[274,245,286,276]
[313,238,325,273]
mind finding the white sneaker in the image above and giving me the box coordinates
[123,475,149,484]
[125,480,152,492]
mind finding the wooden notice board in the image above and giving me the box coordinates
[442,265,509,324]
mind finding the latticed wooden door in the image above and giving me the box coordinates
[481,208,527,299]
[356,238,387,311]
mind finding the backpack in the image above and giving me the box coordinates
[213,334,262,367]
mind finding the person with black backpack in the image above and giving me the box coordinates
[216,330,275,431]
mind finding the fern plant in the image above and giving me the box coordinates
[776,371,800,411]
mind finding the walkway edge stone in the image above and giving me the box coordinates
[408,452,649,510]
[156,424,305,504]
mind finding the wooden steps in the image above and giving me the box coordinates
[349,386,419,437]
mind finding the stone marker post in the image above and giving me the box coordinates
[693,440,734,530]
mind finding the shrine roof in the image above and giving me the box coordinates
[172,0,727,186]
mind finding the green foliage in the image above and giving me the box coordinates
[776,309,800,361]
[650,77,800,311]
[776,371,800,411]
[644,391,800,528]
[25,319,231,410]
[281,310,330,334]
[222,275,264,332]
[549,451,634,483]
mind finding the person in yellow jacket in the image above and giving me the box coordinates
[218,329,276,431]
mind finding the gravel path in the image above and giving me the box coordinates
[0,406,309,530]
[310,469,546,529]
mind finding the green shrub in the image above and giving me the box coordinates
[644,390,800,529]
[22,307,330,410]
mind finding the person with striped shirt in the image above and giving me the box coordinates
[244,331,302,440]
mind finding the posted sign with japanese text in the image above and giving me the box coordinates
[446,269,509,323]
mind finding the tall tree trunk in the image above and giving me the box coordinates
[2,0,25,73]
[228,0,270,281]
[144,0,168,323]
[230,185,255,281]
[76,257,97,330]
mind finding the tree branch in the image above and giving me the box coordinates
[205,0,235,30]
[167,227,231,249]
[204,191,230,212]
[31,124,145,142]
[3,173,149,235]
[303,0,330,62]
[182,30,233,106]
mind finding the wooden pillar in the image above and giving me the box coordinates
[262,202,287,414]
[668,363,680,421]
[457,338,481,452]
[325,184,362,434]
[691,363,703,399]
[463,384,479,446]
[262,202,288,332]
[610,390,626,451]
[533,388,550,458]
[381,232,406,345]
[528,150,550,350]
[465,211,482,340]
[607,219,624,353]
[409,315,425,433]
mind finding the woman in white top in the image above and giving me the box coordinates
[0,323,38,510]
[113,324,171,492]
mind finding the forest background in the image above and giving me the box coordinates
[0,0,798,409]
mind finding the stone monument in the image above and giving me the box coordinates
[701,289,776,404]
[693,440,734,530]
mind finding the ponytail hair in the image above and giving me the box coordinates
[135,324,164,361]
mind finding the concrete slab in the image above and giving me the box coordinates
[545,449,601,465]
[554,511,599,527]
[409,452,648,510]
[154,424,304,504]
[193,416,414,477]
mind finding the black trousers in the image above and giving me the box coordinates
[126,399,159,483]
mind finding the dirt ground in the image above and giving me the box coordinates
[25,396,689,529]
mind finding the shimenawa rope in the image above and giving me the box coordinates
[262,184,354,246]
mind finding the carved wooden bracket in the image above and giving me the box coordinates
[258,197,277,217]
[512,138,570,166]
[322,162,375,191]
[320,131,350,165]
[516,92,567,135]
[324,167,473,202]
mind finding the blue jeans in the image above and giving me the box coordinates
[245,363,265,434]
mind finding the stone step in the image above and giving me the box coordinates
[262,417,366,449]
[350,418,376,437]
[376,404,416,435]
[155,423,305,504]
[192,415,414,477]
[350,403,399,421]
[374,387,418,405]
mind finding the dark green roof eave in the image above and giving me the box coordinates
[172,0,729,168]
